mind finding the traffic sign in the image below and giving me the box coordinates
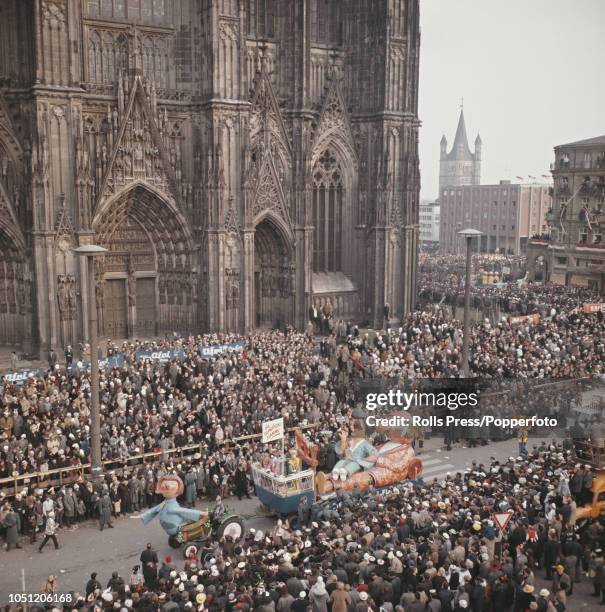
[492,510,513,531]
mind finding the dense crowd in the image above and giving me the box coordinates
[417,281,598,321]
[417,252,599,320]
[19,444,605,611]
[2,299,605,486]
[2,253,605,610]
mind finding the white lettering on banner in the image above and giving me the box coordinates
[3,371,35,383]
[262,417,284,443]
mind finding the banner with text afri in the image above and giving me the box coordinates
[198,342,246,358]
[134,348,185,363]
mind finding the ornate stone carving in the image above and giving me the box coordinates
[57,274,76,321]
[311,77,358,165]
[95,75,178,208]
[225,197,240,235]
[54,196,76,250]
[219,21,239,41]
[42,1,66,27]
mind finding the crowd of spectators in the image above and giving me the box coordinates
[20,444,605,612]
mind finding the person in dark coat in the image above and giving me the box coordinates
[65,346,73,367]
[469,578,486,611]
[544,530,561,579]
[234,463,250,500]
[106,571,125,599]
[3,505,21,551]
[140,542,158,588]
[98,489,113,530]
[184,468,197,508]
[85,572,101,597]
[515,583,535,612]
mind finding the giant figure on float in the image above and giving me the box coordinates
[132,474,244,551]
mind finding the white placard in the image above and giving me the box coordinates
[262,417,284,443]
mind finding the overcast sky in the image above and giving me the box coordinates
[418,0,605,201]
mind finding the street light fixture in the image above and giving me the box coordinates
[73,244,108,483]
[457,228,483,377]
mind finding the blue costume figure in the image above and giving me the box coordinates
[133,475,207,542]
[332,408,378,481]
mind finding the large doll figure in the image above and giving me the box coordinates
[132,475,207,544]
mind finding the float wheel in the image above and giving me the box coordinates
[216,515,245,541]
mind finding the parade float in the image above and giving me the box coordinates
[252,409,423,515]
[135,475,245,557]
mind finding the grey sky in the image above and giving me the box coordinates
[418,0,605,201]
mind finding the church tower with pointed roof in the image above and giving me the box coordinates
[439,107,481,195]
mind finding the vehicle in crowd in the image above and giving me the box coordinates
[172,511,246,559]
[136,474,245,557]
[252,418,422,515]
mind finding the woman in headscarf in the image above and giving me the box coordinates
[309,575,329,612]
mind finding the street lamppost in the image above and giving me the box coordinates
[74,244,108,483]
[457,229,483,377]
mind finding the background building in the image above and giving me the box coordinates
[0,0,420,351]
[439,107,481,194]
[439,181,551,255]
[419,201,440,247]
[528,135,605,289]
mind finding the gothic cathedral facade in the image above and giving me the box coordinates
[0,0,420,352]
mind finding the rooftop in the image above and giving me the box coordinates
[557,135,605,148]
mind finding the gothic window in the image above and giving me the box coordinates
[88,0,126,18]
[128,0,141,20]
[88,31,102,82]
[246,0,276,38]
[310,0,341,44]
[312,149,343,273]
[142,37,153,81]
[141,37,168,89]
[87,30,128,83]
[115,34,128,75]
[103,32,115,82]
[141,0,152,21]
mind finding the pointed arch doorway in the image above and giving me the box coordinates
[254,217,293,328]
[93,183,195,338]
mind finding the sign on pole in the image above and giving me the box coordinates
[492,510,514,531]
[262,417,284,443]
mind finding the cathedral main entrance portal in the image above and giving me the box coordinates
[93,184,194,338]
[254,218,293,328]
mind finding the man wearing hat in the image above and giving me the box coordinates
[516,583,535,611]
[551,564,571,606]
[38,509,59,552]
[3,504,21,551]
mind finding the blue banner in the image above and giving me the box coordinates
[0,367,47,385]
[198,341,246,358]
[70,353,125,374]
[134,348,185,363]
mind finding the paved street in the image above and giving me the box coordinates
[0,435,597,608]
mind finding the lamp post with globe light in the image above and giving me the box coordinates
[73,244,107,483]
[457,229,483,377]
